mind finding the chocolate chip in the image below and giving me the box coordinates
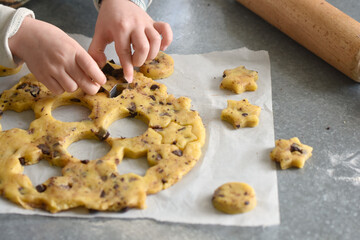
[37,144,50,155]
[242,113,248,117]
[290,143,303,153]
[0,110,3,117]
[29,85,40,97]
[172,150,183,157]
[101,176,108,181]
[100,190,106,198]
[244,201,250,205]
[110,173,117,178]
[18,187,25,194]
[151,125,163,130]
[177,127,186,131]
[149,95,156,101]
[109,59,115,64]
[161,179,167,184]
[119,207,129,213]
[81,160,90,164]
[95,128,110,141]
[156,154,162,160]
[16,83,27,90]
[160,112,171,117]
[150,84,160,91]
[35,184,47,193]
[223,74,226,78]
[70,98,81,102]
[127,102,137,118]
[18,157,26,166]
[236,124,240,128]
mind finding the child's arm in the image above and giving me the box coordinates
[88,0,173,83]
[1,5,106,95]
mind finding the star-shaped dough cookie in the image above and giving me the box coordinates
[270,137,313,169]
[221,99,261,128]
[220,66,258,94]
[156,122,197,149]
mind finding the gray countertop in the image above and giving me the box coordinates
[1,0,359,239]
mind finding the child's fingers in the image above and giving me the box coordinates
[76,49,106,85]
[55,71,78,92]
[131,30,150,67]
[67,64,101,95]
[153,22,173,51]
[145,28,161,60]
[115,36,133,83]
[47,76,65,95]
[88,34,108,68]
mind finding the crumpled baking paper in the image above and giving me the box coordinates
[0,34,279,226]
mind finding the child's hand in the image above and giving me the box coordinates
[88,0,173,83]
[8,17,106,95]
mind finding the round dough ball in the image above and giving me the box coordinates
[212,182,256,214]
[139,51,174,79]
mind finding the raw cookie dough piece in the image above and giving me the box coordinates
[220,66,258,94]
[212,182,256,214]
[221,99,261,128]
[270,137,313,169]
[139,51,174,80]
[0,62,206,213]
[0,65,22,77]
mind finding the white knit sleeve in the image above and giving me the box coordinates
[0,5,34,68]
[93,0,153,11]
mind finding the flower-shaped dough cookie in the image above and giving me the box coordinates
[221,99,261,129]
[270,137,313,169]
[220,66,258,94]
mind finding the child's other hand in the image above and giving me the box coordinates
[8,17,106,95]
[88,0,173,83]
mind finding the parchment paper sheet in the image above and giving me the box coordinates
[0,34,279,226]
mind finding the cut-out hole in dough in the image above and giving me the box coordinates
[117,156,149,177]
[24,160,62,187]
[52,105,91,122]
[108,118,148,138]
[67,139,111,161]
[0,109,35,131]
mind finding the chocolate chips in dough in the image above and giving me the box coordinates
[0,62,205,213]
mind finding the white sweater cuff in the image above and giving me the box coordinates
[93,0,153,11]
[0,5,35,68]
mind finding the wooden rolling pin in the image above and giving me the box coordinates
[236,0,360,82]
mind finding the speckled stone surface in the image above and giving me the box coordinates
[0,0,359,239]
